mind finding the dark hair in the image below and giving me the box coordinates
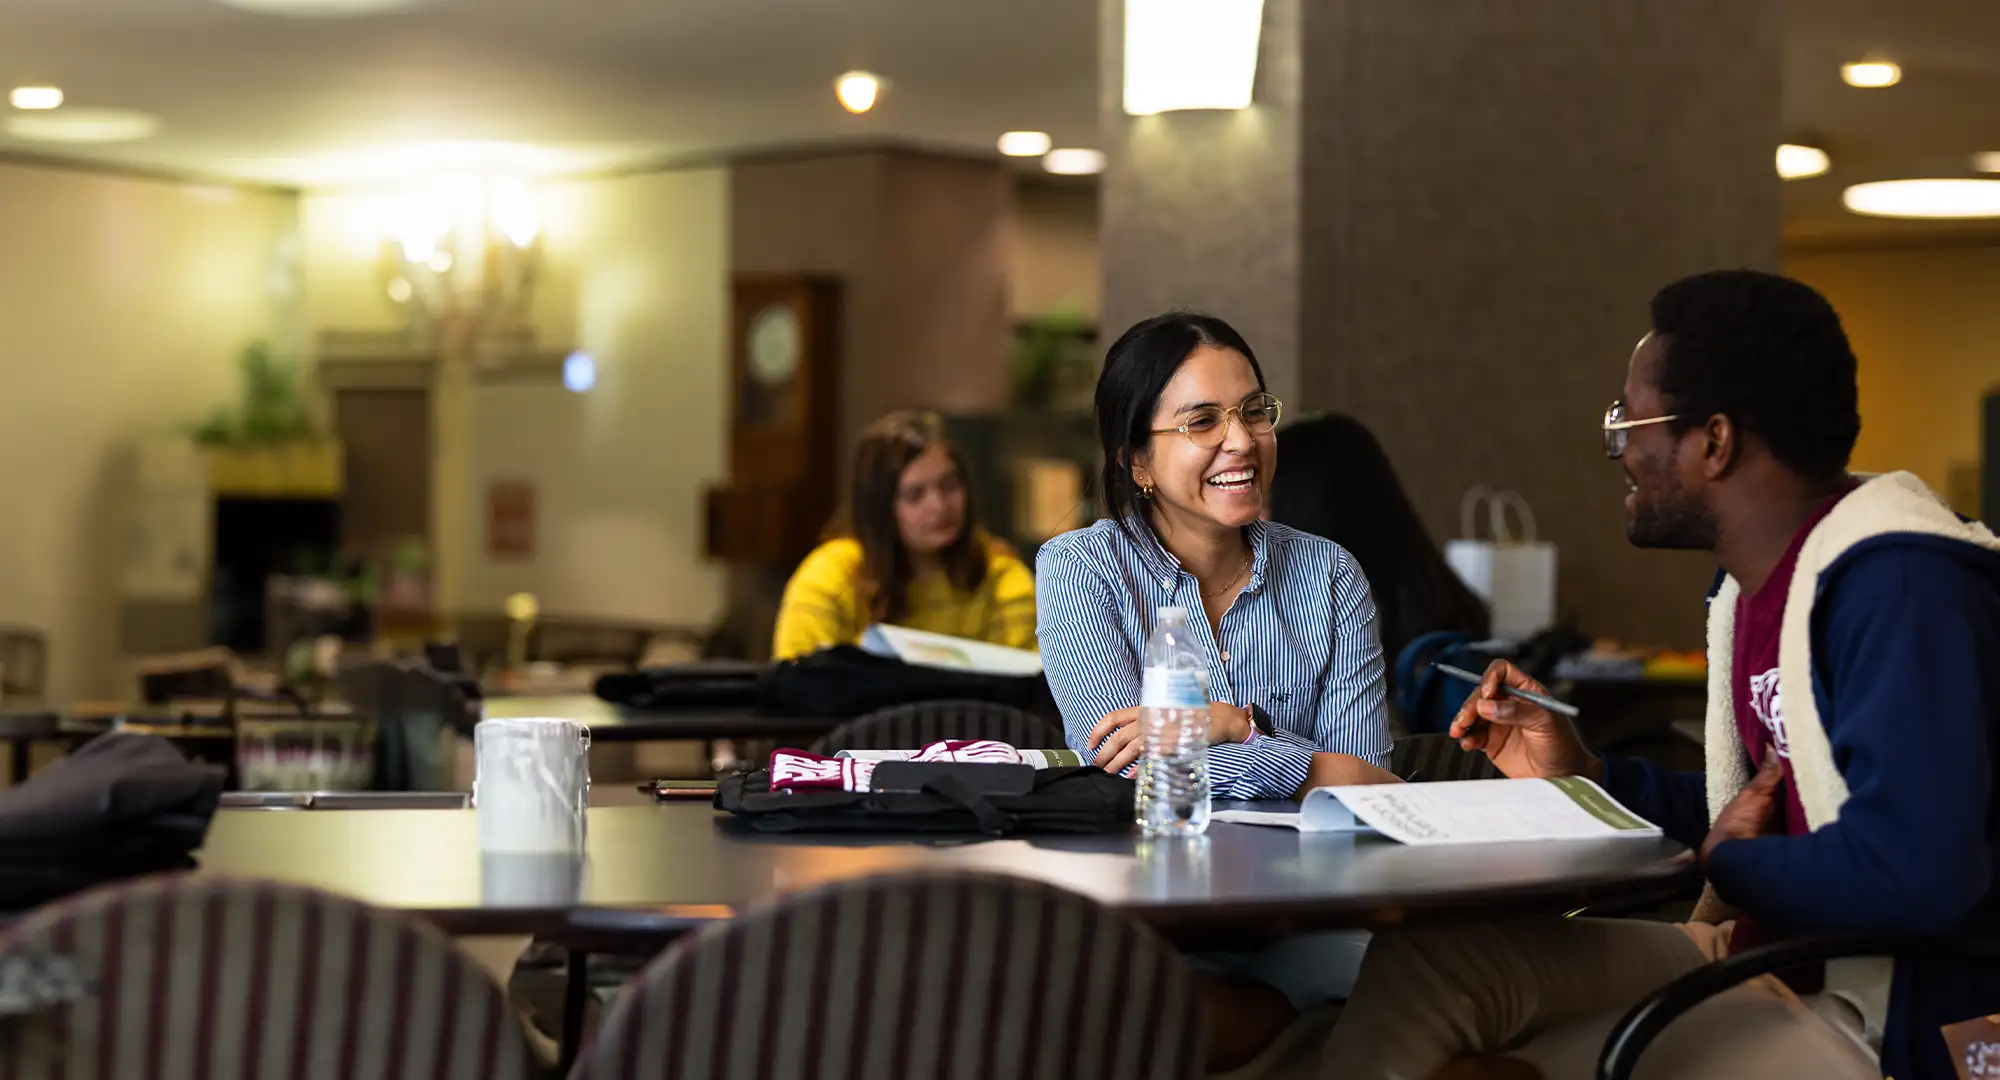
[1269,414,1490,664]
[1094,312,1265,543]
[1649,270,1860,479]
[841,411,988,623]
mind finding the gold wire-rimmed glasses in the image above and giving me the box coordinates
[1603,399,1681,459]
[1152,393,1283,450]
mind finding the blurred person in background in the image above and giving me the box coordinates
[772,410,1036,660]
[1269,412,1490,674]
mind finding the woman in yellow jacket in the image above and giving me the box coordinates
[773,411,1038,660]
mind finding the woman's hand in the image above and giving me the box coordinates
[1087,707,1146,775]
[1293,752,1402,798]
[1207,703,1255,745]
[1087,701,1255,776]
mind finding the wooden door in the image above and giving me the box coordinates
[333,388,432,558]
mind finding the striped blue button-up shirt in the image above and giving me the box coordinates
[1036,518,1392,799]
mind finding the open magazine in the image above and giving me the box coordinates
[860,624,1044,677]
[1213,777,1661,845]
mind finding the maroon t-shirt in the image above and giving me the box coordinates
[1727,484,1857,957]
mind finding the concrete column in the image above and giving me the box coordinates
[1102,0,1782,644]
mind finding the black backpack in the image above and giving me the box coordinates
[714,765,1132,836]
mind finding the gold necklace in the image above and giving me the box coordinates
[1199,549,1253,599]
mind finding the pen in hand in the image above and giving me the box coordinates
[1432,662,1581,718]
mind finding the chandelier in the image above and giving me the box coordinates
[376,174,543,364]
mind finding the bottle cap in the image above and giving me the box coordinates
[1157,606,1190,624]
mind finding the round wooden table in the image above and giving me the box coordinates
[194,800,1698,940]
[196,797,1697,1072]
[0,709,106,784]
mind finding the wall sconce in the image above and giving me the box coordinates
[1123,0,1265,116]
[378,175,543,363]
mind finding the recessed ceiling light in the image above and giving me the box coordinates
[1775,144,1830,180]
[997,131,1053,157]
[1841,61,1901,88]
[1842,179,2000,219]
[1042,148,1106,176]
[1125,0,1265,115]
[835,71,882,114]
[3,107,159,144]
[212,0,422,15]
[1972,152,2000,174]
[9,86,63,110]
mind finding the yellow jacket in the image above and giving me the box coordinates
[771,536,1039,660]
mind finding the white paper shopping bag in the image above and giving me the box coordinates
[1444,487,1557,640]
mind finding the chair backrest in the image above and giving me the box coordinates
[811,699,1068,754]
[0,875,539,1080]
[578,872,1205,1080]
[0,627,48,698]
[381,665,479,790]
[1390,732,1504,782]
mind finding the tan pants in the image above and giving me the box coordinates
[1319,919,1879,1080]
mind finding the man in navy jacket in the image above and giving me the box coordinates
[1320,270,2000,1080]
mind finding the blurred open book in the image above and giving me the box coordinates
[860,624,1043,677]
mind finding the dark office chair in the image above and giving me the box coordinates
[1598,932,2000,1080]
[812,699,1067,754]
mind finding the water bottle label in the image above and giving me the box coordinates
[1141,668,1208,710]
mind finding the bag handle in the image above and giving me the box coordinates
[922,774,1017,835]
[1458,487,1539,544]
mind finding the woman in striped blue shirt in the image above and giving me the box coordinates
[1038,311,1399,1070]
[1037,311,1400,799]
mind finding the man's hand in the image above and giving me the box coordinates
[1087,702,1254,776]
[1447,659,1600,781]
[1700,755,1785,874]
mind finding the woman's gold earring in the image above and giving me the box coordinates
[1140,483,1155,500]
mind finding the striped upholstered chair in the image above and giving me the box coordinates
[0,875,540,1080]
[576,872,1205,1080]
[811,700,1068,755]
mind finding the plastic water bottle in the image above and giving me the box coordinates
[1136,606,1212,836]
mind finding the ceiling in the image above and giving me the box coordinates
[2,0,1997,240]
[1783,0,2000,241]
[0,0,1101,187]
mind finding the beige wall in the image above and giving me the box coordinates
[1785,243,2000,512]
[460,169,730,623]
[299,167,731,629]
[1012,182,1101,321]
[0,160,298,700]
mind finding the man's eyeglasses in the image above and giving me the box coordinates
[1153,393,1283,450]
[1603,399,1680,460]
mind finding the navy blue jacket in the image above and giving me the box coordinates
[1600,534,2000,1080]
